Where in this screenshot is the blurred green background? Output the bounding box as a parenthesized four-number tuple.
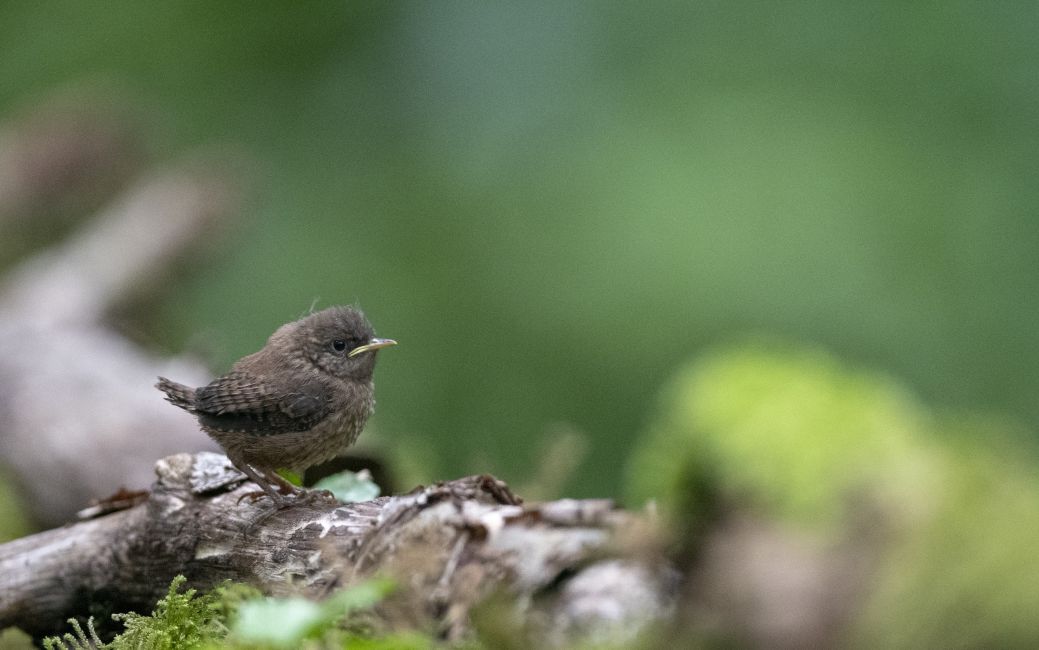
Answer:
(2, 1, 1037, 500)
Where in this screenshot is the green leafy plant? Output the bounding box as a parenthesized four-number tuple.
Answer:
(625, 340, 929, 530)
(42, 576, 260, 650)
(312, 469, 381, 503)
(275, 469, 303, 487)
(42, 618, 103, 650)
(231, 577, 394, 648)
(627, 340, 1039, 647)
(41, 575, 407, 650)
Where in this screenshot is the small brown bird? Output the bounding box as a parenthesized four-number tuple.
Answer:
(156, 306, 396, 507)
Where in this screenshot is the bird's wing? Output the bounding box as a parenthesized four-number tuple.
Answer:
(195, 370, 331, 435)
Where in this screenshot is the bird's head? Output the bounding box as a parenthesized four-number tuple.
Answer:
(292, 306, 396, 382)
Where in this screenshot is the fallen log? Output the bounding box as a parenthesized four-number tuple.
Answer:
(0, 452, 675, 643)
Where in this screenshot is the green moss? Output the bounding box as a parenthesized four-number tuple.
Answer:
(625, 340, 931, 531)
(40, 576, 431, 650)
(111, 577, 231, 648)
(856, 422, 1039, 648)
(627, 340, 1039, 646)
(43, 576, 257, 650)
(0, 627, 37, 649)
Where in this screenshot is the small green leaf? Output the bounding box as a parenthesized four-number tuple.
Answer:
(322, 577, 395, 616)
(234, 597, 324, 647)
(231, 579, 394, 647)
(312, 469, 380, 503)
(275, 469, 303, 487)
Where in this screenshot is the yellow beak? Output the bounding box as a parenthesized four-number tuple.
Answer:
(348, 338, 398, 357)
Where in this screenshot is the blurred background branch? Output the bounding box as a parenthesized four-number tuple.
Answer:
(0, 99, 243, 527)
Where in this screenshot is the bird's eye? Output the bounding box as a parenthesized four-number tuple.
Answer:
(332, 339, 347, 352)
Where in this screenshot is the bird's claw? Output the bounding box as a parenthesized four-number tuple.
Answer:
(297, 488, 340, 505)
(236, 489, 274, 505)
(235, 486, 337, 508)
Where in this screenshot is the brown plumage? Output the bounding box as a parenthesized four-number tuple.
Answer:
(156, 306, 395, 507)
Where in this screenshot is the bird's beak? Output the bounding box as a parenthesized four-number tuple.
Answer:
(348, 338, 397, 357)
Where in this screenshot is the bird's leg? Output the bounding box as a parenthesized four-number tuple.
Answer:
(262, 468, 307, 497)
(261, 469, 338, 504)
(297, 487, 340, 504)
(233, 462, 290, 507)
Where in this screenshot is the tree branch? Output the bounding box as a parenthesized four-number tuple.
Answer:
(0, 162, 241, 526)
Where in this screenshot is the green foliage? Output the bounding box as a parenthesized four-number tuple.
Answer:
(626, 340, 930, 529)
(231, 598, 319, 647)
(231, 577, 394, 648)
(628, 341, 1039, 646)
(40, 576, 423, 650)
(312, 469, 381, 503)
(42, 617, 103, 650)
(275, 469, 303, 487)
(0, 627, 35, 649)
(42, 576, 256, 650)
(109, 576, 228, 649)
(857, 422, 1039, 648)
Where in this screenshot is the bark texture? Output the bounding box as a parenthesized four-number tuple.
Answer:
(0, 453, 674, 643)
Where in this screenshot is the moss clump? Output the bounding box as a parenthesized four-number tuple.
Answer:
(625, 340, 931, 531)
(626, 340, 1039, 647)
(43, 576, 259, 650)
(856, 423, 1039, 648)
(39, 576, 431, 650)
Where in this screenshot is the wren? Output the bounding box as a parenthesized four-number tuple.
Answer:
(156, 306, 396, 507)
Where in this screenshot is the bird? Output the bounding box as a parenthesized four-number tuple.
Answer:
(155, 306, 396, 507)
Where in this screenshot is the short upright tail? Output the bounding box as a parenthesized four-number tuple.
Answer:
(156, 377, 198, 412)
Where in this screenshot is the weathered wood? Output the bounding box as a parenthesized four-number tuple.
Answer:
(0, 453, 673, 642)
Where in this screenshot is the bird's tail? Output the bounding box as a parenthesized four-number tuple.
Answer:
(155, 377, 198, 412)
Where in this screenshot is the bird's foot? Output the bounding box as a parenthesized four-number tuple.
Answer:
(265, 470, 310, 498)
(235, 486, 335, 509)
(236, 489, 292, 508)
(276, 482, 304, 496)
(278, 488, 339, 505)
(298, 488, 340, 505)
